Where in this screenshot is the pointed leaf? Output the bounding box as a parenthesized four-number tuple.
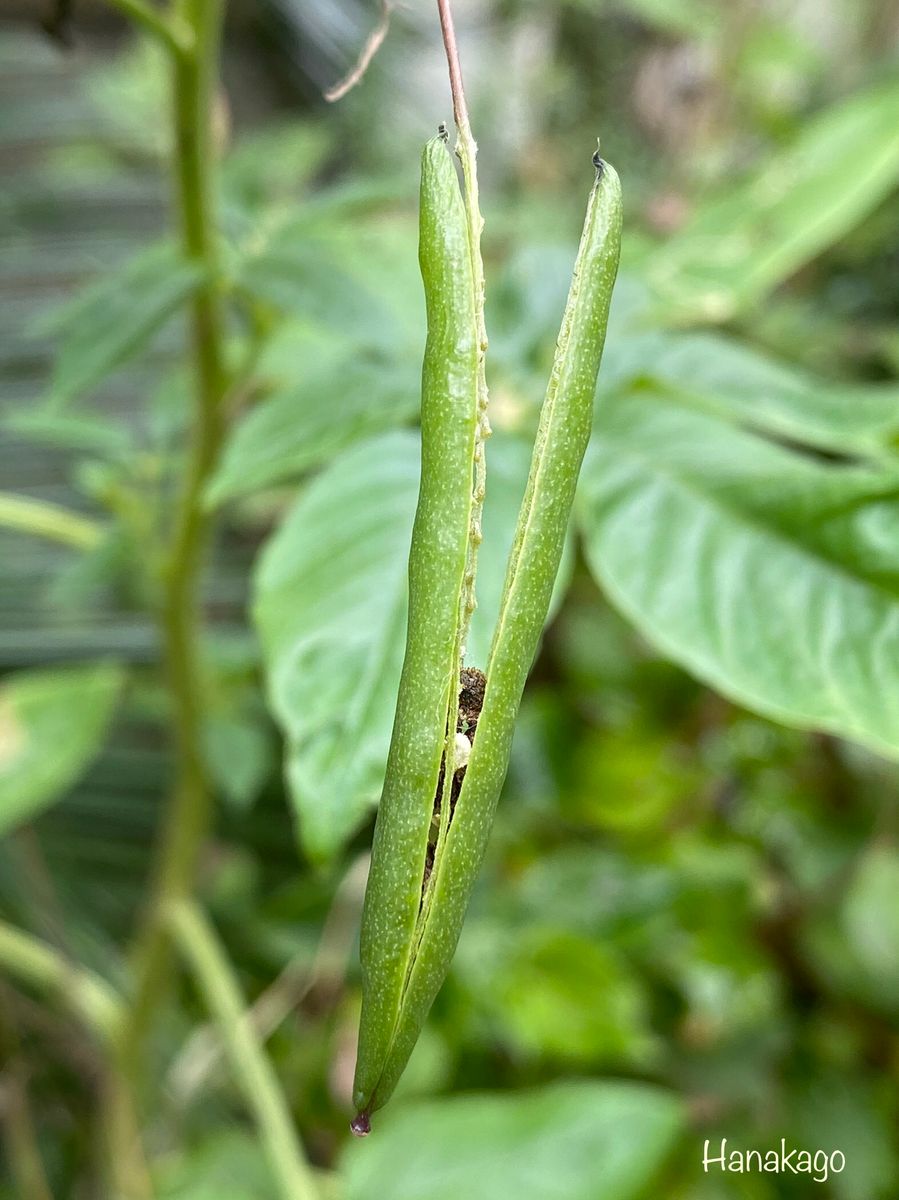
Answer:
(648, 78, 899, 321)
(207, 349, 419, 507)
(604, 329, 899, 459)
(45, 242, 204, 405)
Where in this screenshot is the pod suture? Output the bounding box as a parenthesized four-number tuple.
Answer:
(352, 143, 622, 1130)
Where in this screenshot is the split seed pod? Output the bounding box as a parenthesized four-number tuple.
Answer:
(352, 134, 479, 1130)
(352, 142, 622, 1130)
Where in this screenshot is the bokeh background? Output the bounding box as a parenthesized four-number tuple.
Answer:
(1, 0, 898, 1197)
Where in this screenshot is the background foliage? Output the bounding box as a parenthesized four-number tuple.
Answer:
(1, 0, 898, 1196)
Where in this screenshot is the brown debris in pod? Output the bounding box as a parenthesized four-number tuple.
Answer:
(420, 667, 487, 903)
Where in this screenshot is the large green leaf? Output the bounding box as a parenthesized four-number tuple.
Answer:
(252, 432, 420, 861)
(342, 1080, 684, 1200)
(45, 242, 204, 406)
(206, 347, 420, 507)
(648, 78, 899, 321)
(579, 389, 899, 757)
(252, 431, 566, 861)
(237, 216, 421, 353)
(0, 663, 124, 837)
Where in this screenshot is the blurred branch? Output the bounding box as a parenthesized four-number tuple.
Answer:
(169, 900, 320, 1200)
(0, 493, 103, 551)
(324, 0, 395, 102)
(0, 998, 54, 1200)
(168, 854, 368, 1106)
(0, 919, 122, 1043)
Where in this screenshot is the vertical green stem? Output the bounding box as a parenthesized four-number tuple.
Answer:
(109, 0, 229, 1181)
(169, 902, 319, 1200)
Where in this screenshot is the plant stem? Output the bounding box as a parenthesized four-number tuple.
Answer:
(436, 0, 490, 657)
(0, 919, 123, 1042)
(117, 0, 229, 1083)
(169, 901, 320, 1200)
(168, 853, 368, 1107)
(99, 7, 228, 1191)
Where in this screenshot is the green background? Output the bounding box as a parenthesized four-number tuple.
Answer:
(1, 1, 898, 1196)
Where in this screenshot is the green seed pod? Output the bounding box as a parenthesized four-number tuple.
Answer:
(352, 147, 622, 1131)
(351, 134, 479, 1131)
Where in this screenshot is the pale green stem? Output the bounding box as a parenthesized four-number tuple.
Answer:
(0, 493, 103, 550)
(169, 901, 320, 1200)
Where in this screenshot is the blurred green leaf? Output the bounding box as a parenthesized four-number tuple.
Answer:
(648, 77, 899, 321)
(222, 122, 332, 211)
(567, 724, 699, 834)
(842, 844, 899, 997)
(207, 348, 420, 507)
(788, 1071, 898, 1200)
(252, 430, 420, 861)
(253, 431, 567, 860)
(204, 708, 275, 813)
(237, 232, 399, 347)
(44, 242, 204, 406)
(499, 267, 899, 460)
(607, 330, 899, 458)
(3, 408, 131, 457)
(342, 1080, 684, 1200)
(494, 845, 678, 940)
(86, 35, 170, 160)
(459, 925, 657, 1065)
(579, 390, 899, 758)
(602, 0, 724, 40)
(155, 1131, 278, 1200)
(0, 663, 124, 837)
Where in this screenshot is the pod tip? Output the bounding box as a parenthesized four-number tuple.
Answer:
(350, 1112, 371, 1138)
(592, 138, 604, 174)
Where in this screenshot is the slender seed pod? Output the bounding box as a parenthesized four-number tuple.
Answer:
(351, 135, 479, 1132)
(352, 150, 622, 1128)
